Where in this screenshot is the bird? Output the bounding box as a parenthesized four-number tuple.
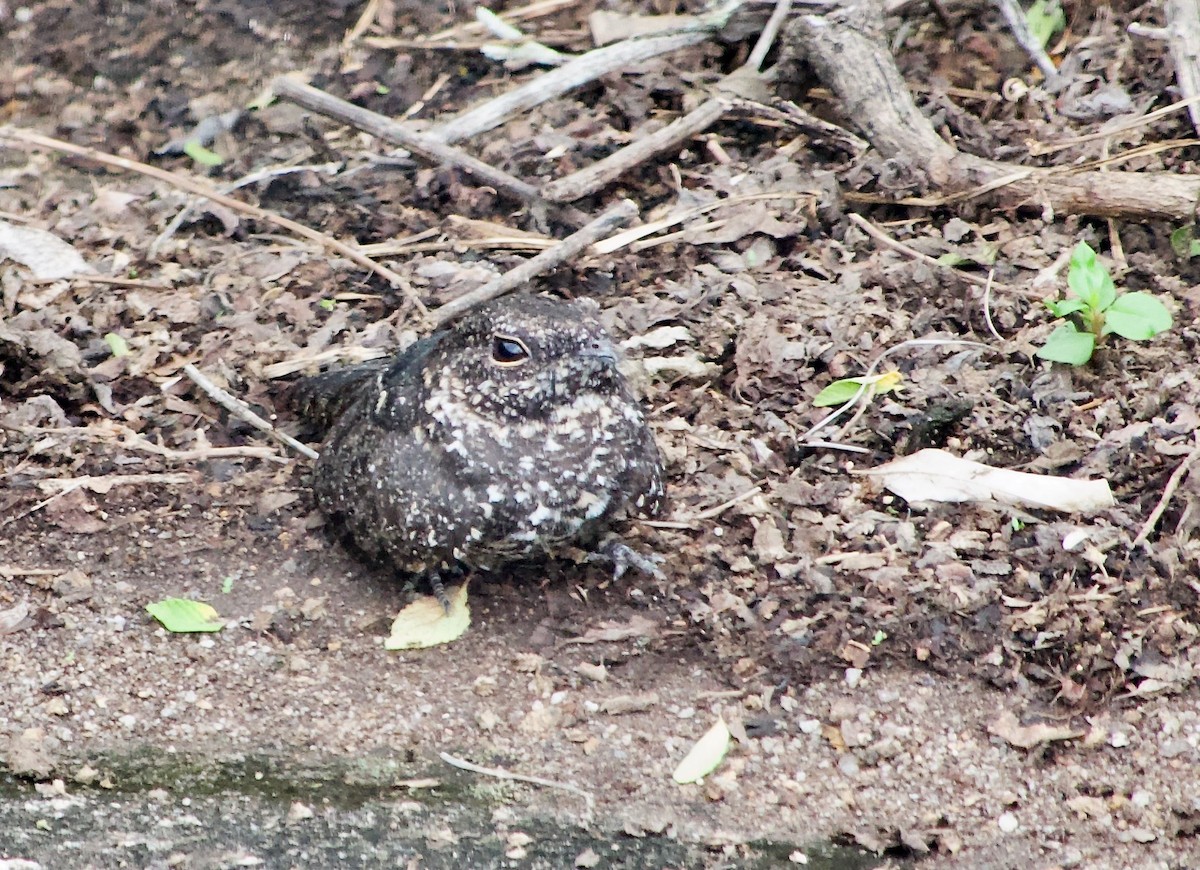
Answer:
(291, 294, 666, 600)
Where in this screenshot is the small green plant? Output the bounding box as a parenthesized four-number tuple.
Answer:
(1036, 241, 1172, 365)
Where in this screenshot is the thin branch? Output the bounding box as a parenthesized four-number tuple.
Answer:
(270, 76, 586, 228)
(845, 213, 1021, 293)
(791, 4, 1200, 221)
(642, 485, 764, 529)
(2, 474, 192, 529)
(1133, 435, 1200, 549)
(543, 1, 793, 204)
(182, 364, 319, 460)
(982, 268, 1003, 342)
(428, 199, 638, 327)
(543, 98, 730, 202)
(428, 31, 715, 144)
(992, 0, 1059, 81)
(1165, 0, 1200, 136)
(747, 0, 793, 71)
(1026, 95, 1200, 156)
(0, 126, 423, 311)
(152, 161, 343, 256)
(439, 751, 594, 808)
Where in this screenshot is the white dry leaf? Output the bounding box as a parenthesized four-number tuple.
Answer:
(0, 220, 94, 279)
(0, 600, 31, 634)
(864, 449, 1114, 514)
(640, 354, 719, 381)
(477, 7, 568, 69)
(588, 11, 705, 45)
(621, 326, 693, 351)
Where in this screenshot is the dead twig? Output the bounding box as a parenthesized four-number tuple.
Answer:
(790, 4, 1200, 221)
(746, 0, 793, 71)
(428, 30, 715, 144)
(992, 0, 1059, 82)
(594, 190, 818, 254)
(182, 364, 318, 461)
(845, 213, 1022, 294)
(420, 0, 580, 46)
(545, 0, 791, 202)
(1132, 435, 1200, 549)
(1164, 0, 1200, 137)
(1, 473, 193, 530)
(6, 422, 284, 464)
(0, 126, 423, 311)
(439, 751, 594, 808)
(427, 199, 638, 327)
(1025, 95, 1200, 156)
(642, 485, 764, 529)
(152, 161, 343, 256)
(270, 76, 587, 229)
(543, 98, 730, 202)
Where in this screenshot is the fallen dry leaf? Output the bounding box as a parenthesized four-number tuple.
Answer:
(864, 449, 1114, 513)
(987, 710, 1084, 748)
(567, 614, 658, 645)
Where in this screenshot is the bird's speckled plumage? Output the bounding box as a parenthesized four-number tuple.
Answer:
(298, 295, 665, 577)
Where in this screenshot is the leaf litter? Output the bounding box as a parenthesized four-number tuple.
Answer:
(1, 1, 1200, 864)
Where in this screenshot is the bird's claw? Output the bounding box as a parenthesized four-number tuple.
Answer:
(594, 541, 666, 581)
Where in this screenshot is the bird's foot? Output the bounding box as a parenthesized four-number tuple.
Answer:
(593, 540, 666, 581)
(428, 573, 452, 614)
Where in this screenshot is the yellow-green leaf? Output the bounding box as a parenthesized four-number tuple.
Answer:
(385, 584, 470, 650)
(104, 332, 130, 358)
(183, 140, 224, 167)
(812, 370, 903, 407)
(146, 598, 224, 633)
(672, 718, 731, 784)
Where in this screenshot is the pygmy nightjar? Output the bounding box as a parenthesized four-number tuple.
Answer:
(295, 295, 666, 588)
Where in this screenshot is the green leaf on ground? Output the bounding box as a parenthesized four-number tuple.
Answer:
(104, 332, 130, 358)
(146, 598, 224, 633)
(183, 140, 224, 167)
(812, 371, 903, 408)
(1170, 226, 1200, 260)
(1044, 298, 1087, 318)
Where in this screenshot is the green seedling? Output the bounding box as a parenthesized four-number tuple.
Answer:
(1037, 241, 1172, 365)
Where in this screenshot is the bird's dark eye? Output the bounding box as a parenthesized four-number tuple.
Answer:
(491, 334, 531, 366)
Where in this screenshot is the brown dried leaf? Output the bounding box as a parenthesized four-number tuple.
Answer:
(987, 710, 1084, 749)
(569, 614, 657, 645)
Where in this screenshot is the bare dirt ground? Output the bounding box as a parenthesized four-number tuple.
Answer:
(2, 1, 1199, 868)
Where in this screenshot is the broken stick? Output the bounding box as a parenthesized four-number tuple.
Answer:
(427, 199, 638, 327)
